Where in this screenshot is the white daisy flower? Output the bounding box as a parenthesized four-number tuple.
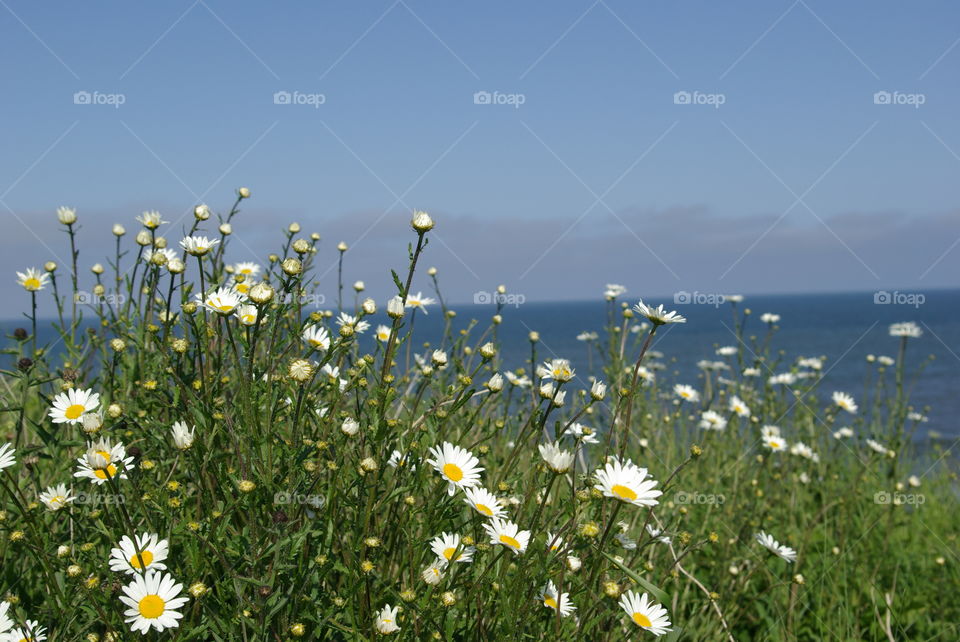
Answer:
(538, 441, 574, 473)
(594, 458, 662, 507)
(645, 524, 671, 545)
(564, 422, 599, 444)
(604, 284, 627, 299)
(762, 434, 787, 452)
(620, 590, 672, 635)
(463, 486, 507, 519)
(615, 532, 638, 550)
(833, 427, 854, 439)
(537, 358, 575, 382)
(755, 531, 797, 562)
(760, 312, 780, 324)
(235, 304, 259, 326)
(768, 373, 796, 386)
(48, 387, 101, 425)
(698, 410, 727, 431)
(110, 532, 169, 575)
(729, 395, 750, 418)
(742, 367, 761, 377)
(387, 450, 415, 470)
(0, 600, 11, 634)
(877, 355, 895, 366)
(789, 441, 817, 461)
(716, 346, 737, 356)
(865, 438, 889, 455)
(797, 357, 823, 370)
(634, 299, 686, 325)
(232, 261, 261, 277)
(143, 247, 177, 266)
(302, 324, 331, 350)
(74, 438, 135, 485)
(136, 210, 167, 229)
(421, 562, 445, 585)
(761, 425, 781, 439)
(16, 267, 50, 292)
(336, 312, 370, 334)
(405, 291, 435, 313)
(889, 322, 922, 338)
(832, 391, 858, 414)
(197, 286, 244, 315)
(375, 324, 391, 342)
(504, 371, 532, 388)
(426, 442, 483, 496)
(375, 604, 400, 635)
(482, 518, 530, 555)
(39, 483, 76, 511)
(119, 570, 188, 633)
(673, 384, 700, 403)
(0, 442, 15, 472)
(179, 235, 219, 256)
(430, 533, 474, 564)
(539, 580, 576, 617)
(5, 619, 47, 642)
(545, 531, 564, 552)
(170, 421, 196, 450)
(577, 331, 599, 341)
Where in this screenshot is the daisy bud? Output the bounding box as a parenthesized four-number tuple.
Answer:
(238, 186, 251, 198)
(360, 457, 378, 472)
(341, 417, 359, 436)
(292, 239, 311, 254)
(81, 412, 103, 434)
(793, 574, 805, 585)
(354, 280, 365, 292)
(112, 224, 126, 236)
(590, 380, 606, 401)
(107, 403, 122, 418)
(492, 314, 502, 325)
(486, 373, 504, 392)
(57, 206, 77, 225)
(194, 204, 211, 220)
(566, 556, 581, 572)
(528, 331, 539, 343)
(57, 545, 71, 557)
(431, 350, 448, 367)
(168, 258, 186, 274)
(337, 241, 348, 252)
(288, 359, 314, 382)
(479, 342, 496, 359)
(249, 283, 275, 304)
(387, 295, 405, 319)
(154, 236, 167, 249)
(441, 591, 457, 606)
(93, 284, 105, 297)
(135, 231, 152, 246)
(311, 233, 321, 241)
(171, 338, 188, 353)
(282, 258, 302, 275)
(238, 480, 256, 493)
(427, 266, 437, 276)
(411, 210, 434, 232)
(67, 564, 82, 577)
(496, 284, 506, 294)
(219, 223, 232, 235)
(288, 222, 301, 234)
(189, 582, 208, 598)
(362, 298, 376, 315)
(44, 261, 57, 272)
(289, 623, 305, 637)
(602, 581, 620, 598)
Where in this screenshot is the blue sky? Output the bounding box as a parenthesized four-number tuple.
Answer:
(2, 0, 958, 310)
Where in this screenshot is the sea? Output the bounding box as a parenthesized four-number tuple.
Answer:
(4, 290, 958, 440)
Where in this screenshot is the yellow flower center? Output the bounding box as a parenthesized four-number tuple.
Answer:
(240, 268, 252, 274)
(632, 612, 652, 628)
(129, 550, 154, 569)
(442, 547, 456, 560)
(24, 277, 41, 290)
(770, 440, 781, 449)
(443, 463, 463, 482)
(499, 534, 521, 549)
(65, 404, 86, 420)
(214, 303, 234, 312)
(138, 594, 165, 619)
(611, 484, 638, 501)
(242, 315, 256, 324)
(94, 464, 118, 480)
(544, 597, 558, 609)
(50, 495, 65, 506)
(475, 503, 493, 516)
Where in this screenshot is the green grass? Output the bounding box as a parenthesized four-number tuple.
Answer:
(0, 194, 957, 640)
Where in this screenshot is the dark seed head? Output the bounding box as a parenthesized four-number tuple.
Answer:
(13, 328, 28, 341)
(17, 358, 33, 371)
(272, 510, 289, 524)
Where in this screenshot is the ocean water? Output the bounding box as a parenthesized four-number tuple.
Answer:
(5, 290, 958, 438)
(407, 290, 960, 439)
